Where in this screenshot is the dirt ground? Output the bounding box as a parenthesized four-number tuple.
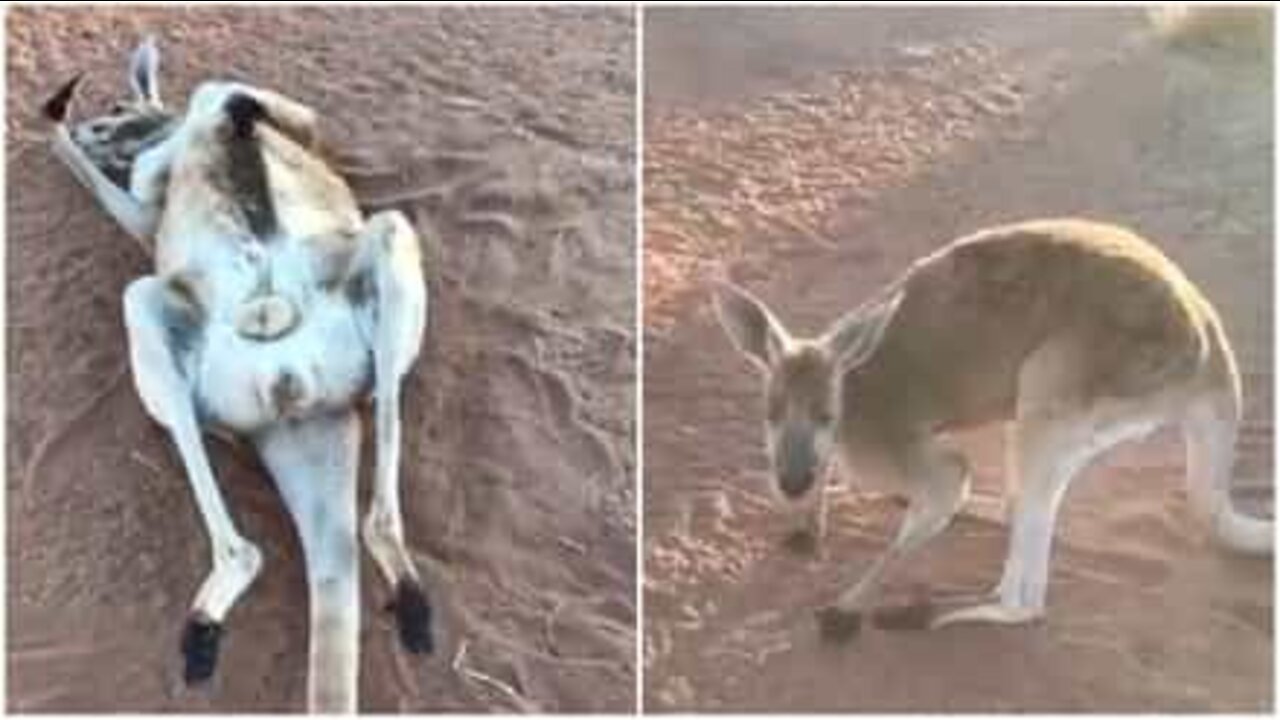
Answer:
(7, 6, 634, 712)
(644, 7, 1272, 712)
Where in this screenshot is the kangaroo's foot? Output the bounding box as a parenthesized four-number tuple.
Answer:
(390, 578, 434, 654)
(180, 616, 223, 685)
(931, 602, 1042, 627)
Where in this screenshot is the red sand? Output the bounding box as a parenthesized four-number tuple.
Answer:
(643, 7, 1272, 712)
(7, 6, 635, 712)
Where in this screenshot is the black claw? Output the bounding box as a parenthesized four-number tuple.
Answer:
(815, 605, 863, 643)
(393, 579, 434, 655)
(181, 618, 222, 685)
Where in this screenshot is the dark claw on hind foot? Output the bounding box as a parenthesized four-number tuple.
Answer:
(393, 579, 434, 655)
(815, 605, 862, 643)
(181, 618, 222, 685)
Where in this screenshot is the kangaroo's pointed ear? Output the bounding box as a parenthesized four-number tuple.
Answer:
(824, 288, 903, 372)
(129, 36, 162, 109)
(712, 281, 790, 371)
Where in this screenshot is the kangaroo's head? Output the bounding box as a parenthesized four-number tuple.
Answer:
(43, 37, 177, 186)
(713, 281, 902, 501)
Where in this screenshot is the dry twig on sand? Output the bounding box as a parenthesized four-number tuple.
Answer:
(451, 639, 540, 713)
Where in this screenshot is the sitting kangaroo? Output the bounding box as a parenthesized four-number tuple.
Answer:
(45, 38, 431, 711)
(713, 218, 1272, 640)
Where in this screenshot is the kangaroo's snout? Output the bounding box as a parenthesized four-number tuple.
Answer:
(779, 467, 816, 499)
(775, 426, 819, 499)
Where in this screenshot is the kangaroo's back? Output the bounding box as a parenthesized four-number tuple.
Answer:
(844, 219, 1220, 433)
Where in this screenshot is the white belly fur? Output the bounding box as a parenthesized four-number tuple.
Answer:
(192, 291, 373, 433)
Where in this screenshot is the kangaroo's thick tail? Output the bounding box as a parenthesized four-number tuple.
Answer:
(1182, 329, 1273, 555)
(222, 92, 277, 238)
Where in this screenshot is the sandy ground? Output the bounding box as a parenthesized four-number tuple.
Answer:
(7, 7, 634, 712)
(644, 7, 1272, 712)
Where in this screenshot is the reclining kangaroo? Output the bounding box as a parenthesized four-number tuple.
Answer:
(713, 218, 1272, 640)
(45, 38, 431, 711)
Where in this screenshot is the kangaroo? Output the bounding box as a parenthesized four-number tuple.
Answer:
(45, 38, 431, 711)
(713, 218, 1272, 641)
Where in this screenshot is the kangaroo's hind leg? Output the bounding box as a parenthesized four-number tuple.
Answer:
(255, 412, 362, 714)
(1183, 390, 1272, 553)
(932, 339, 1168, 627)
(346, 210, 432, 653)
(123, 277, 263, 683)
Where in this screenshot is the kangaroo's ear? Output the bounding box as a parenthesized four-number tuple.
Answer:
(129, 36, 162, 109)
(824, 288, 903, 372)
(712, 281, 790, 371)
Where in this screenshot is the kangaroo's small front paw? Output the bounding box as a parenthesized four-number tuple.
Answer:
(815, 605, 862, 643)
(871, 600, 936, 631)
(782, 528, 821, 555)
(392, 579, 434, 655)
(43, 73, 85, 123)
(180, 617, 222, 685)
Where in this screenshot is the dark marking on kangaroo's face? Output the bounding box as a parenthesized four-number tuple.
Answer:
(765, 344, 840, 499)
(713, 280, 902, 504)
(713, 282, 842, 502)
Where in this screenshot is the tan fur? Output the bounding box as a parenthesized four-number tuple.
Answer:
(716, 218, 1269, 634)
(842, 218, 1222, 453)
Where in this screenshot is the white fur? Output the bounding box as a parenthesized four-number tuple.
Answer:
(49, 41, 428, 712)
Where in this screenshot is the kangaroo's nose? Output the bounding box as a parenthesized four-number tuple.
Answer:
(776, 427, 818, 499)
(779, 469, 815, 499)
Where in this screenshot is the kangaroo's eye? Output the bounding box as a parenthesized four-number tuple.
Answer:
(109, 102, 127, 115)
